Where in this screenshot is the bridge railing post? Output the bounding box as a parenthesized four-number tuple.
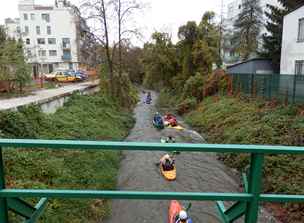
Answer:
(245, 153, 264, 223)
(0, 147, 8, 223)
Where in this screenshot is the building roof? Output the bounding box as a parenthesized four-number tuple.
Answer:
(227, 58, 272, 69)
(285, 4, 304, 16)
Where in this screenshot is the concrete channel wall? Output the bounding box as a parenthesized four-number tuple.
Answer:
(0, 81, 99, 114)
(40, 85, 99, 114)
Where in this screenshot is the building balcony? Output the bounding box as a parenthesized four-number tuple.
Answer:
(62, 55, 72, 61)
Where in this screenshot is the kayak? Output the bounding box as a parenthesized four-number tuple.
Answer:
(160, 163, 176, 181)
(161, 138, 167, 143)
(164, 114, 178, 127)
(167, 125, 185, 131)
(168, 200, 182, 223)
(168, 201, 193, 223)
(153, 116, 165, 129)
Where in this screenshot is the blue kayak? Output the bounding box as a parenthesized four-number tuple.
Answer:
(153, 115, 164, 129)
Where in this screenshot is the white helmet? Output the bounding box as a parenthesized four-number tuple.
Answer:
(179, 210, 188, 220)
(163, 154, 170, 160)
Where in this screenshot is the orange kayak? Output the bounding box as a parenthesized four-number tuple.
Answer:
(160, 163, 176, 181)
(168, 200, 182, 223)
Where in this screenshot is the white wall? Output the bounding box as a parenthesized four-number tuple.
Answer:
(5, 20, 20, 40)
(19, 7, 78, 65)
(281, 6, 304, 74)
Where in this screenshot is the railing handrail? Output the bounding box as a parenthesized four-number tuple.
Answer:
(0, 139, 304, 154)
(1, 189, 304, 203)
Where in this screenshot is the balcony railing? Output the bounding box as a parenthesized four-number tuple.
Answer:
(61, 54, 72, 61)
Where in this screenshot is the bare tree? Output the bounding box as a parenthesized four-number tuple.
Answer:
(112, 0, 142, 77)
(81, 0, 114, 94)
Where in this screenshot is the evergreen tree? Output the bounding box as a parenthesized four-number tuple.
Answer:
(261, 0, 304, 71)
(0, 28, 31, 92)
(233, 0, 263, 60)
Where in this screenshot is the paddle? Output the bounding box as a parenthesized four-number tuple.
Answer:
(185, 203, 192, 212)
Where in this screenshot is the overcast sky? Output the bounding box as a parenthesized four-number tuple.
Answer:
(0, 0, 234, 44)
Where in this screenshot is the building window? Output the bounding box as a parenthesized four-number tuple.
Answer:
(47, 26, 51, 35)
(62, 50, 72, 60)
(24, 26, 29, 35)
(37, 38, 45, 44)
(36, 26, 40, 35)
(295, 60, 304, 75)
(49, 50, 57, 56)
(48, 38, 56, 44)
(38, 50, 46, 57)
(17, 26, 21, 34)
(41, 14, 50, 22)
(30, 13, 35, 20)
(298, 18, 304, 42)
(26, 38, 30, 45)
(23, 13, 28, 20)
(62, 38, 70, 48)
(26, 50, 32, 58)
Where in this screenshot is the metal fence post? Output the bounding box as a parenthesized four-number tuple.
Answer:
(245, 153, 264, 223)
(268, 74, 272, 100)
(292, 75, 297, 104)
(0, 147, 8, 222)
(251, 74, 254, 97)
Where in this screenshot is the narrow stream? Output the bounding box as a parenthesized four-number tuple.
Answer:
(105, 90, 275, 223)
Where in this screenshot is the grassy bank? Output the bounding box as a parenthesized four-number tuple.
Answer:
(1, 93, 135, 222)
(183, 96, 304, 222)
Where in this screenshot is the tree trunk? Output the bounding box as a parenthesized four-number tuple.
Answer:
(101, 0, 114, 95)
(118, 0, 122, 78)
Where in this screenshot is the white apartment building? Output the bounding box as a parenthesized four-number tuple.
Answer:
(280, 5, 304, 74)
(223, 0, 280, 64)
(5, 0, 93, 78)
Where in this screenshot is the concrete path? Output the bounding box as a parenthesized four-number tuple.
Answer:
(0, 80, 99, 111)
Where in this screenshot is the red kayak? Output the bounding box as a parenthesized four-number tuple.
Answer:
(169, 201, 193, 223)
(164, 114, 178, 127)
(168, 200, 182, 223)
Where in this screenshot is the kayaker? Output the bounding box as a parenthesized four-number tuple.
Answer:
(175, 210, 188, 223)
(160, 154, 174, 171)
(154, 112, 162, 123)
(147, 92, 151, 99)
(166, 136, 175, 143)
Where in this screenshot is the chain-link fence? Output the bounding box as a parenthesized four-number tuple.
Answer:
(229, 73, 304, 104)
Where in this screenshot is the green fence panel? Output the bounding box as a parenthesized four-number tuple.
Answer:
(229, 73, 304, 104)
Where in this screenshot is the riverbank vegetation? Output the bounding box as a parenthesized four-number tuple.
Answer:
(1, 93, 135, 222)
(184, 96, 304, 222)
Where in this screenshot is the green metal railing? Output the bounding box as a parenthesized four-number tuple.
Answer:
(230, 73, 304, 104)
(0, 139, 304, 223)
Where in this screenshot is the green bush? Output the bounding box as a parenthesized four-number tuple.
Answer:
(177, 98, 197, 115)
(2, 93, 135, 223)
(182, 73, 204, 101)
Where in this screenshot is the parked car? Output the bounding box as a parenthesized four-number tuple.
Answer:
(55, 71, 76, 83)
(44, 70, 67, 81)
(75, 70, 88, 81)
